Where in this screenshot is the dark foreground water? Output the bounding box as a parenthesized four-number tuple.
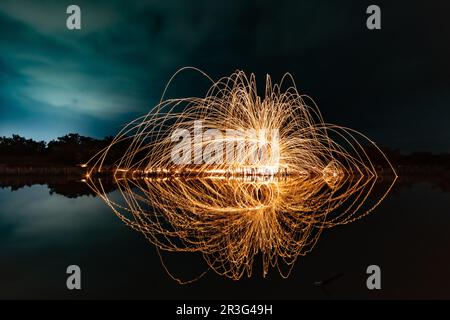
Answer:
(0, 175, 449, 299)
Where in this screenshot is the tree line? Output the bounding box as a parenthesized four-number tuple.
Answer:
(0, 134, 113, 165)
(1, 133, 450, 168)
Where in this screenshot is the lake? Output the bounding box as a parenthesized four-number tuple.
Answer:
(0, 174, 449, 299)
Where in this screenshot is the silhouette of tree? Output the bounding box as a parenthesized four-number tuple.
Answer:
(0, 134, 113, 165)
(1, 133, 450, 169)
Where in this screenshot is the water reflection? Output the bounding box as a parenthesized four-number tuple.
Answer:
(2, 173, 450, 299)
(0, 175, 115, 197)
(5, 172, 446, 197)
(84, 171, 395, 282)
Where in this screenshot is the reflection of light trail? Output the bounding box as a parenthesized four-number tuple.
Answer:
(85, 69, 397, 282)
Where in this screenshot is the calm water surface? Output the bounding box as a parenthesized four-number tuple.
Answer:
(0, 177, 449, 299)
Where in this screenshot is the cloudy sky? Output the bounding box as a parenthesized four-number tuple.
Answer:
(0, 0, 449, 152)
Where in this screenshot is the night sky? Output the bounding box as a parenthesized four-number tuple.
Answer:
(0, 0, 449, 152)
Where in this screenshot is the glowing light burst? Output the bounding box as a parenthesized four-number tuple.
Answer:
(85, 69, 397, 283)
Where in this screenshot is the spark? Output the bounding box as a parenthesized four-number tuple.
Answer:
(85, 69, 397, 282)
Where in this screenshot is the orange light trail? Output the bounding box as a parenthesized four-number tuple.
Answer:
(84, 68, 397, 283)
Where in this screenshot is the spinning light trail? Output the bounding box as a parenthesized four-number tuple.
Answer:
(85, 68, 397, 282)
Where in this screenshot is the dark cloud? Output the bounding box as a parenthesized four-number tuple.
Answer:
(0, 0, 449, 151)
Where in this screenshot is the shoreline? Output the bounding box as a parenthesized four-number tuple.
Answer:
(0, 164, 447, 177)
